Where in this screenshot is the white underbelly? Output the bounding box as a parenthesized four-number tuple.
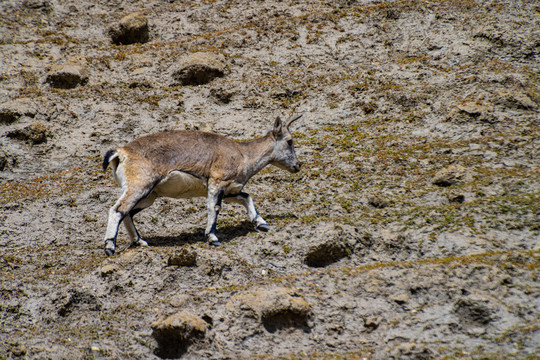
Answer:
(154, 171, 207, 198)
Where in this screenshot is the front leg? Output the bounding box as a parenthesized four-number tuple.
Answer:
(225, 192, 269, 232)
(205, 185, 224, 246)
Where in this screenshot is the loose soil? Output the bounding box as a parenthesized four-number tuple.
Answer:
(1, 0, 539, 359)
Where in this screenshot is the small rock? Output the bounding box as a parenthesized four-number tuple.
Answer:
(108, 12, 149, 45)
(385, 8, 400, 20)
(198, 248, 233, 276)
(168, 294, 191, 308)
(269, 87, 299, 100)
(305, 237, 351, 267)
(10, 343, 27, 357)
(454, 297, 493, 325)
(227, 287, 312, 332)
(100, 264, 119, 277)
(448, 193, 465, 203)
(58, 289, 102, 317)
(432, 164, 472, 187)
(210, 87, 234, 103)
(128, 78, 153, 89)
(363, 316, 381, 331)
(467, 326, 487, 336)
(171, 52, 225, 86)
(6, 121, 50, 144)
(496, 89, 537, 110)
(22, 0, 51, 12)
(368, 193, 390, 208)
(447, 101, 496, 123)
(168, 246, 197, 267)
(456, 101, 491, 116)
(151, 311, 207, 358)
(0, 98, 37, 124)
(389, 342, 433, 360)
(45, 57, 89, 89)
(391, 293, 409, 305)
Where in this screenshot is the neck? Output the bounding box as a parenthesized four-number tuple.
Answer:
(240, 133, 275, 180)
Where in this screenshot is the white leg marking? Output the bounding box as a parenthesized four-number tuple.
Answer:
(205, 184, 223, 245)
(123, 217, 148, 247)
(104, 203, 123, 241)
(225, 193, 269, 231)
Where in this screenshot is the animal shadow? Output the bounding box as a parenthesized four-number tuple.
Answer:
(146, 220, 256, 248)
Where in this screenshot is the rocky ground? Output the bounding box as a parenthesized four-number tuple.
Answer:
(1, 0, 539, 359)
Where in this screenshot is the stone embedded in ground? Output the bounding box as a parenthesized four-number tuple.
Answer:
(9, 342, 27, 357)
(385, 8, 400, 20)
(388, 342, 433, 360)
(453, 297, 494, 326)
(447, 100, 496, 124)
(171, 52, 225, 86)
(45, 57, 89, 89)
(151, 311, 207, 359)
(108, 12, 149, 45)
(22, 0, 52, 12)
(197, 248, 234, 276)
(391, 293, 410, 305)
(128, 78, 153, 89)
(432, 164, 472, 187)
(210, 87, 234, 103)
(269, 86, 299, 100)
(6, 121, 50, 144)
(305, 237, 352, 267)
(57, 290, 102, 317)
(168, 246, 197, 267)
(457, 101, 491, 116)
(448, 193, 465, 203)
(368, 193, 390, 208)
(100, 264, 119, 277)
(496, 89, 537, 110)
(0, 98, 37, 124)
(227, 287, 311, 333)
(168, 294, 191, 308)
(363, 316, 381, 332)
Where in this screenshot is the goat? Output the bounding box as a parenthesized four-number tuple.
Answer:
(101, 114, 302, 256)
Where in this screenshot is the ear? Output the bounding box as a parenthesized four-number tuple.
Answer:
(272, 116, 283, 138)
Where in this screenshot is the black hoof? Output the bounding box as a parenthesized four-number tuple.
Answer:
(209, 240, 221, 246)
(105, 248, 115, 256)
(257, 223, 270, 232)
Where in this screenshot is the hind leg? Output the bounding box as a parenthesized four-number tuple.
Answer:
(104, 186, 156, 256)
(123, 192, 157, 247)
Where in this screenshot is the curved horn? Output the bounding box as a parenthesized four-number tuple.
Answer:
(285, 114, 303, 128)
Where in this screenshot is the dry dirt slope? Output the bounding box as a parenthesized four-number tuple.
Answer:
(0, 0, 539, 359)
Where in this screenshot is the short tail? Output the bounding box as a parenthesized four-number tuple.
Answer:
(102, 149, 118, 171)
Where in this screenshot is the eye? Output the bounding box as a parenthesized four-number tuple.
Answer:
(287, 139, 293, 146)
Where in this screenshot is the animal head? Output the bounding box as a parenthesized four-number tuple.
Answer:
(270, 114, 302, 173)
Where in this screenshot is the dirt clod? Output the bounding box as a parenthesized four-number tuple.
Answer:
(171, 52, 225, 86)
(108, 12, 149, 45)
(432, 164, 472, 187)
(227, 287, 312, 332)
(6, 121, 50, 144)
(168, 246, 197, 267)
(45, 58, 89, 89)
(305, 238, 351, 267)
(1, 0, 539, 358)
(151, 311, 207, 358)
(0, 99, 37, 124)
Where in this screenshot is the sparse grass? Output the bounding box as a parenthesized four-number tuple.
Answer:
(0, 161, 109, 204)
(1, 1, 539, 358)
